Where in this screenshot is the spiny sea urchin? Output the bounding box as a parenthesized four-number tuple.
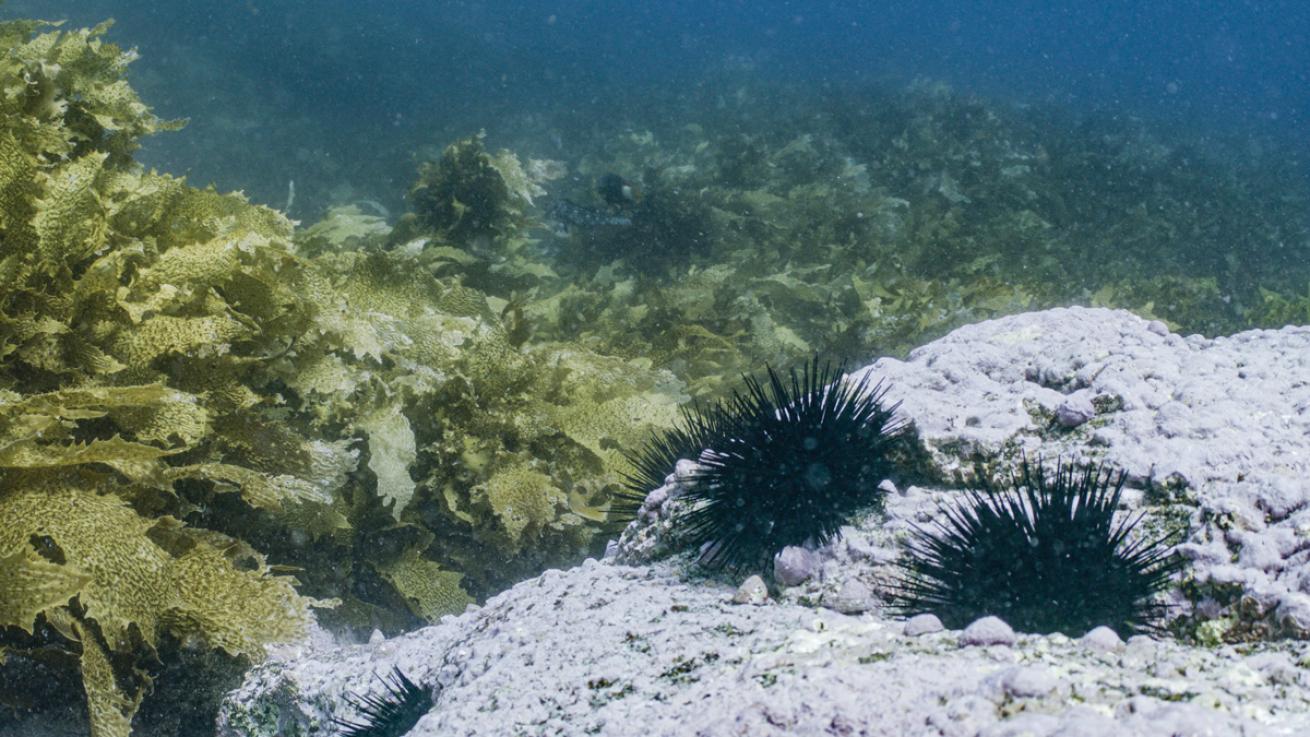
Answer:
(624, 357, 905, 573)
(612, 394, 728, 518)
(333, 667, 434, 737)
(893, 458, 1184, 638)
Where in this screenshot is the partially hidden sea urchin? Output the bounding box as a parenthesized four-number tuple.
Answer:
(334, 667, 434, 737)
(894, 459, 1184, 638)
(627, 358, 904, 573)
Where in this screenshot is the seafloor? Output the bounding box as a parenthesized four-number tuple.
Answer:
(1, 18, 1309, 737)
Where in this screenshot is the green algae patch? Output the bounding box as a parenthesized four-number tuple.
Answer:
(390, 84, 1307, 402)
(0, 19, 331, 736)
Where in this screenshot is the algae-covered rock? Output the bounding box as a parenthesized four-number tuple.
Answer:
(398, 131, 542, 249)
(216, 557, 1310, 737)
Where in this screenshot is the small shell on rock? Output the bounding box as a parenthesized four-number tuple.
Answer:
(960, 616, 1016, 647)
(732, 575, 770, 605)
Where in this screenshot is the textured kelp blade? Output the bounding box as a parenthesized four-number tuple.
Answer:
(0, 475, 313, 737)
(0, 384, 193, 422)
(359, 402, 418, 519)
(0, 544, 90, 633)
(375, 550, 474, 622)
(0, 385, 201, 478)
(72, 617, 141, 737)
(166, 462, 333, 511)
(0, 434, 177, 469)
(0, 480, 312, 654)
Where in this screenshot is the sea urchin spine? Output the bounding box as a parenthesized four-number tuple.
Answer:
(333, 667, 434, 737)
(893, 458, 1184, 638)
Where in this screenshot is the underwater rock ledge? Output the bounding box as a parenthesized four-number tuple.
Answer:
(219, 307, 1310, 736)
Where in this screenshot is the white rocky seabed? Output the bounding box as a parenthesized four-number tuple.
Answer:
(218, 307, 1310, 736)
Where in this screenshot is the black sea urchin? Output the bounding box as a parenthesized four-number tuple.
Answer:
(640, 358, 904, 573)
(334, 667, 434, 737)
(893, 458, 1184, 638)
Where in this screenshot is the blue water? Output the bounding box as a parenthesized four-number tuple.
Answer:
(9, 1, 1309, 211)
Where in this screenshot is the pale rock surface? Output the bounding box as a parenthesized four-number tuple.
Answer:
(731, 574, 769, 605)
(771, 545, 819, 586)
(218, 559, 1310, 737)
(904, 612, 944, 636)
(1079, 625, 1126, 653)
(961, 616, 1018, 646)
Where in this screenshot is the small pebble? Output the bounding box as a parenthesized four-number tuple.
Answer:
(979, 713, 1059, 737)
(1000, 666, 1059, 698)
(1146, 319, 1170, 336)
(732, 575, 769, 605)
(1051, 707, 1121, 737)
(773, 546, 819, 587)
(961, 616, 1016, 647)
(878, 479, 900, 496)
(673, 459, 700, 480)
(1248, 652, 1299, 685)
(903, 613, 944, 636)
(644, 485, 669, 508)
(1079, 625, 1125, 653)
(1056, 394, 1096, 428)
(1125, 634, 1157, 649)
(825, 578, 877, 614)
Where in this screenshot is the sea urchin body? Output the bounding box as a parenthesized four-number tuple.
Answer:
(659, 358, 904, 573)
(893, 458, 1183, 638)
